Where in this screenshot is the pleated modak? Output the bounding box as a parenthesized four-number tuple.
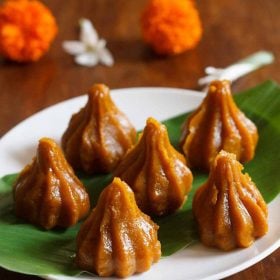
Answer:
(13, 138, 90, 230)
(180, 80, 258, 171)
(193, 150, 268, 251)
(62, 84, 136, 174)
(114, 117, 193, 216)
(76, 177, 161, 278)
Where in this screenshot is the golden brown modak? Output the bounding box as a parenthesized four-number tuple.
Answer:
(114, 117, 193, 216)
(62, 84, 136, 174)
(193, 150, 268, 251)
(180, 80, 258, 171)
(76, 177, 161, 278)
(13, 138, 90, 230)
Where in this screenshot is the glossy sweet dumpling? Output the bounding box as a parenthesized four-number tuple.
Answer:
(13, 138, 90, 230)
(76, 177, 161, 278)
(114, 117, 193, 216)
(62, 84, 136, 174)
(180, 80, 258, 171)
(193, 150, 268, 251)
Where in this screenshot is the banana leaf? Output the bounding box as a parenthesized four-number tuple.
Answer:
(0, 80, 280, 277)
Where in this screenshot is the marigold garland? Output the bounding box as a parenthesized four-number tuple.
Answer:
(0, 0, 58, 62)
(141, 0, 202, 55)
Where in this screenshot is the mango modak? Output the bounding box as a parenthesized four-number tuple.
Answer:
(62, 84, 136, 174)
(114, 117, 193, 216)
(76, 177, 161, 278)
(193, 150, 268, 251)
(13, 138, 90, 230)
(180, 80, 258, 171)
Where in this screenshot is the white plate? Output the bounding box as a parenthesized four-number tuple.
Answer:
(0, 87, 279, 280)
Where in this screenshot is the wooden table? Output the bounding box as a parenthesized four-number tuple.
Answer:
(0, 0, 279, 279)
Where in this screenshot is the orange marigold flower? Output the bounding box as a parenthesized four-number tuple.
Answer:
(0, 0, 58, 62)
(141, 0, 202, 55)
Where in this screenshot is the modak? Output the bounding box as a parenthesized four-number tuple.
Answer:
(180, 80, 258, 171)
(13, 138, 90, 230)
(114, 117, 193, 216)
(76, 177, 161, 278)
(193, 150, 268, 251)
(62, 84, 136, 174)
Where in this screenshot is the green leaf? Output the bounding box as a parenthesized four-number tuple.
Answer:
(0, 174, 17, 216)
(0, 80, 280, 276)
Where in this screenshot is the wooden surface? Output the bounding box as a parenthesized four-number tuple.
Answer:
(0, 0, 279, 279)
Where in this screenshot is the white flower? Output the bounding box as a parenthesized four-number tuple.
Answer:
(198, 51, 274, 87)
(63, 18, 114, 67)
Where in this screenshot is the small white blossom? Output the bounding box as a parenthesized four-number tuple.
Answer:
(198, 51, 274, 87)
(63, 18, 114, 67)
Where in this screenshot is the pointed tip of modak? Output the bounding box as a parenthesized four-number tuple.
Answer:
(216, 149, 237, 161)
(88, 83, 110, 97)
(104, 177, 136, 202)
(146, 117, 160, 126)
(213, 150, 242, 170)
(140, 118, 168, 142)
(145, 117, 166, 133)
(110, 177, 133, 194)
(37, 138, 62, 163)
(210, 150, 244, 181)
(38, 137, 57, 147)
(208, 80, 232, 95)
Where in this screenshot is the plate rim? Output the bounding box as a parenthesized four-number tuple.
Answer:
(0, 86, 204, 141)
